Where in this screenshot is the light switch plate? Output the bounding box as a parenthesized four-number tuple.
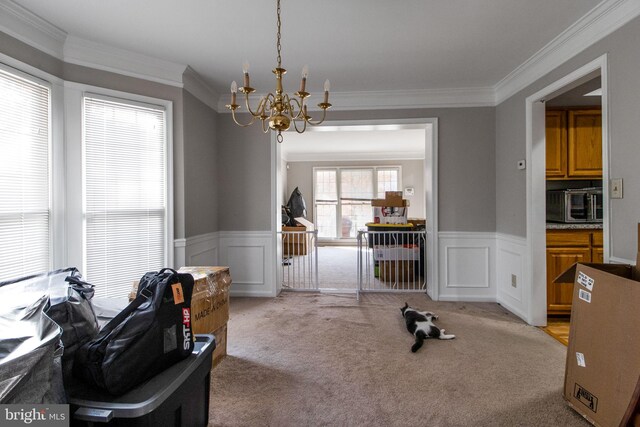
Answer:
(611, 178, 623, 199)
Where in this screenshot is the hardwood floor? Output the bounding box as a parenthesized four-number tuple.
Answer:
(541, 317, 570, 346)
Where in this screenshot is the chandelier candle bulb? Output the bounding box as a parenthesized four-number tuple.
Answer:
(242, 62, 250, 87)
(323, 79, 330, 103)
(230, 81, 237, 105)
(300, 65, 308, 92)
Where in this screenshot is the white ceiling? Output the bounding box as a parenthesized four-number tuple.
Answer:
(9, 0, 604, 107)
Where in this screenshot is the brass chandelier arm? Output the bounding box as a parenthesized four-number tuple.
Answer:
(305, 106, 330, 126)
(230, 109, 259, 127)
(244, 92, 269, 117)
(292, 116, 308, 134)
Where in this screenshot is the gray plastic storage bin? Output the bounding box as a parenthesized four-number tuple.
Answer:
(67, 334, 215, 426)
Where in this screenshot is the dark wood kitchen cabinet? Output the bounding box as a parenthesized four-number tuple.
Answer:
(546, 229, 603, 315)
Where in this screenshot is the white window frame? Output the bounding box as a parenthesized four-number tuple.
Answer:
(0, 55, 174, 294)
(64, 82, 174, 293)
(0, 61, 58, 281)
(313, 165, 402, 242)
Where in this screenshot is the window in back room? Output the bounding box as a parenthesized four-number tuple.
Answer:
(0, 66, 51, 282)
(313, 166, 400, 240)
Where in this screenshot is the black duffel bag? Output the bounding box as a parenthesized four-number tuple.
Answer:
(74, 268, 195, 395)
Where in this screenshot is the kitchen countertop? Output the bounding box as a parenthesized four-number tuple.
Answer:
(546, 223, 603, 230)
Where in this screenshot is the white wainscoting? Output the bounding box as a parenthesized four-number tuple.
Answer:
(174, 232, 220, 268)
(438, 232, 496, 302)
(175, 230, 276, 297)
(218, 231, 276, 297)
(496, 233, 528, 322)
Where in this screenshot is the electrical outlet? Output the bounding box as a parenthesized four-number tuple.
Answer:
(511, 274, 517, 288)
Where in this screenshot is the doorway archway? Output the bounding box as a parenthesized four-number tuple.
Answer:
(525, 54, 610, 325)
(270, 118, 439, 299)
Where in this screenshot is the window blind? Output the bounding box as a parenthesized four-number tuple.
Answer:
(0, 67, 50, 282)
(83, 96, 167, 297)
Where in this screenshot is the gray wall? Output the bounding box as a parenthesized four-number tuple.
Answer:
(216, 116, 272, 231)
(496, 15, 640, 259)
(183, 90, 218, 237)
(216, 107, 496, 232)
(285, 159, 425, 223)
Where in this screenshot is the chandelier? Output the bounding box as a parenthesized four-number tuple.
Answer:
(225, 0, 331, 143)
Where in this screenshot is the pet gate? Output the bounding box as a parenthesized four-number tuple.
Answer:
(356, 229, 427, 300)
(279, 229, 319, 291)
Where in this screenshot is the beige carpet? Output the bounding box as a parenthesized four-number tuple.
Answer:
(209, 292, 588, 426)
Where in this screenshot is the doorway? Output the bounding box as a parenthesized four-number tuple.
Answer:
(271, 118, 439, 298)
(525, 54, 610, 327)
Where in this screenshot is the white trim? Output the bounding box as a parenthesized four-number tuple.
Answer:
(437, 232, 496, 301)
(182, 66, 220, 111)
(286, 151, 424, 162)
(609, 256, 635, 265)
(495, 0, 640, 104)
(496, 233, 528, 322)
(271, 118, 438, 300)
(63, 36, 187, 88)
(218, 231, 276, 297)
(0, 0, 67, 58)
(524, 54, 610, 327)
(174, 231, 220, 268)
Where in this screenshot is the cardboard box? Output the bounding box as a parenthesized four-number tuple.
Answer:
(212, 324, 227, 368)
(371, 199, 408, 207)
(282, 225, 307, 256)
(373, 245, 420, 261)
(373, 206, 407, 224)
(180, 267, 231, 369)
(379, 260, 416, 282)
(555, 224, 640, 426)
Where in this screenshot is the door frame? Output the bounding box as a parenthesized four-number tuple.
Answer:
(271, 117, 439, 299)
(525, 54, 610, 326)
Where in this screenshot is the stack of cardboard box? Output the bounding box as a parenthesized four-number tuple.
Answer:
(371, 191, 409, 224)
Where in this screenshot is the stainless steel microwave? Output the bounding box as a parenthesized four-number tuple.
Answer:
(546, 188, 603, 223)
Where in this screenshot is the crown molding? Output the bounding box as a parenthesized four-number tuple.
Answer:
(3, 0, 640, 110)
(0, 0, 67, 58)
(63, 35, 187, 87)
(494, 0, 640, 104)
(182, 66, 220, 111)
(217, 86, 495, 113)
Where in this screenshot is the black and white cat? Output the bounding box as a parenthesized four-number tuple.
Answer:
(400, 303, 455, 352)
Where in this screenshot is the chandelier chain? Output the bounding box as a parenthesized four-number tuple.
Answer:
(276, 0, 282, 68)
